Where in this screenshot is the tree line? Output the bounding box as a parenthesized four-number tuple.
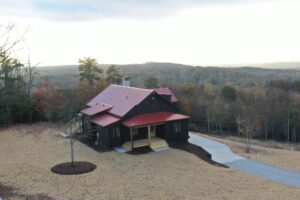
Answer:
(172, 81, 300, 145)
(0, 54, 122, 125)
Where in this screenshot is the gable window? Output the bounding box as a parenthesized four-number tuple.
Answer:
(173, 121, 181, 133)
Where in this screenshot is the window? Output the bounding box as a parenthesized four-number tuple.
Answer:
(115, 127, 120, 138)
(111, 127, 121, 138)
(174, 121, 181, 133)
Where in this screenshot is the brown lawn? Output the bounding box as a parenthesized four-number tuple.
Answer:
(0, 124, 300, 200)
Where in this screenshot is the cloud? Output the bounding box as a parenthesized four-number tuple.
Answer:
(0, 0, 290, 21)
(1, 0, 300, 66)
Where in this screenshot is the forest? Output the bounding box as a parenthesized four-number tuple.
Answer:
(2, 25, 300, 145)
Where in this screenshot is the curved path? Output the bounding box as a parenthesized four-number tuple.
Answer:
(188, 132, 300, 189)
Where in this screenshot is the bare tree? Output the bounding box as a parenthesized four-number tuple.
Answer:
(236, 87, 264, 153)
(236, 115, 260, 153)
(24, 55, 39, 124)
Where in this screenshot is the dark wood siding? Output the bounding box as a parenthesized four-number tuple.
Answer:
(165, 119, 189, 142)
(121, 125, 130, 142)
(123, 92, 178, 121)
(107, 125, 123, 147)
(134, 127, 148, 140)
(98, 126, 109, 147)
(181, 119, 189, 140)
(156, 124, 165, 139)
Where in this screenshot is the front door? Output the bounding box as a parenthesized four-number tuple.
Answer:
(149, 125, 156, 137)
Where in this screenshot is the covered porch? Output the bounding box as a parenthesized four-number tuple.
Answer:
(121, 124, 168, 151)
(122, 136, 169, 152)
(121, 112, 190, 151)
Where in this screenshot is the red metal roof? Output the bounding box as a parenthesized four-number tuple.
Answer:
(153, 87, 178, 103)
(80, 104, 112, 116)
(122, 112, 189, 128)
(87, 85, 153, 117)
(91, 114, 120, 127)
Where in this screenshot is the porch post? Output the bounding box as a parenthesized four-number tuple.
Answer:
(81, 116, 84, 134)
(130, 128, 133, 150)
(148, 126, 151, 145)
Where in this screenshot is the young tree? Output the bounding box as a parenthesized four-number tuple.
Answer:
(106, 64, 122, 84)
(236, 109, 261, 153)
(237, 87, 264, 152)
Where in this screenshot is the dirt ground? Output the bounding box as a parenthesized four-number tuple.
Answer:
(198, 133, 300, 173)
(1, 124, 300, 200)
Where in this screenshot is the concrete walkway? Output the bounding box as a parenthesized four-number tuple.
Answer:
(188, 133, 245, 164)
(188, 132, 300, 189)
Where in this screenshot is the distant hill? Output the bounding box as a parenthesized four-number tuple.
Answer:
(221, 62, 300, 69)
(253, 62, 300, 69)
(36, 62, 300, 89)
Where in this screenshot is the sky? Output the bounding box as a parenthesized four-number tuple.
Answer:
(0, 0, 300, 66)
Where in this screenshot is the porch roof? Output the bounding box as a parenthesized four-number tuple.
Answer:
(91, 114, 120, 127)
(122, 112, 190, 128)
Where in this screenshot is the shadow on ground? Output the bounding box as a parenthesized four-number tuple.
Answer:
(75, 134, 112, 153)
(0, 182, 53, 200)
(169, 141, 228, 168)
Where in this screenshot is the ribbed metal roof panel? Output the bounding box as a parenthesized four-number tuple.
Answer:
(87, 85, 153, 117)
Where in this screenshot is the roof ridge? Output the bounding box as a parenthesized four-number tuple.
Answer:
(111, 84, 153, 92)
(153, 87, 170, 89)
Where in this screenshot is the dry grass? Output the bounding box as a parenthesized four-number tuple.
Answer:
(198, 133, 300, 173)
(0, 124, 300, 200)
(204, 133, 300, 151)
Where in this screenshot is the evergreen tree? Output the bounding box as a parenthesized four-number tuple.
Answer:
(0, 51, 24, 125)
(78, 57, 103, 88)
(144, 77, 159, 88)
(106, 65, 122, 84)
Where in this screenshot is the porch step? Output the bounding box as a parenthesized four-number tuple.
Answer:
(119, 137, 170, 153)
(150, 137, 170, 152)
(152, 146, 171, 152)
(121, 139, 150, 151)
(121, 142, 132, 152)
(114, 146, 128, 153)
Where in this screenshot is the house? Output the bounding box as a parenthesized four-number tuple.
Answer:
(80, 82, 190, 150)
